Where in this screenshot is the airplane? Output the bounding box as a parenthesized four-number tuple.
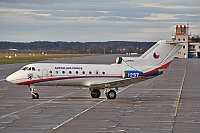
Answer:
(6, 40, 183, 99)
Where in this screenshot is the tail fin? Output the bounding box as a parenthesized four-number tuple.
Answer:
(116, 40, 183, 68)
(140, 40, 183, 68)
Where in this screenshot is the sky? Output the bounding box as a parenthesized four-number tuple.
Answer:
(0, 0, 200, 42)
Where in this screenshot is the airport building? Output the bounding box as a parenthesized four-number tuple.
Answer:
(172, 24, 200, 58)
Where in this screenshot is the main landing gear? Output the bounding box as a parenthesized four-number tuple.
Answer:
(90, 89, 101, 98)
(29, 85, 39, 99)
(90, 88, 117, 99)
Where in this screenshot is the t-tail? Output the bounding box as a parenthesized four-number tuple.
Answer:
(116, 40, 183, 69)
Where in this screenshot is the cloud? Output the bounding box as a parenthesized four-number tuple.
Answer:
(137, 13, 179, 21)
(0, 8, 51, 17)
(142, 3, 197, 10)
(97, 11, 111, 14)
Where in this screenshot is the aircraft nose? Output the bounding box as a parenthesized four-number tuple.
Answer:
(6, 73, 16, 84)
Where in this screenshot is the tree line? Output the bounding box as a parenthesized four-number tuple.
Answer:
(0, 41, 155, 54)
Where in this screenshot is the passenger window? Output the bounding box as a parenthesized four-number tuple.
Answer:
(32, 67, 36, 71)
(89, 71, 92, 74)
(28, 67, 31, 71)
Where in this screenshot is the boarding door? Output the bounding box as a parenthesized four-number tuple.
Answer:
(42, 69, 48, 79)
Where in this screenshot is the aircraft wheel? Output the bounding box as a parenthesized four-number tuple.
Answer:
(106, 90, 116, 99)
(32, 93, 39, 99)
(91, 89, 101, 98)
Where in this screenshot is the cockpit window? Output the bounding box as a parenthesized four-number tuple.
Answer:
(21, 67, 36, 71)
(21, 67, 28, 71)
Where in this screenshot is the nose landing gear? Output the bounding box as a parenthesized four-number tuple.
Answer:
(29, 85, 39, 99)
(32, 92, 39, 99)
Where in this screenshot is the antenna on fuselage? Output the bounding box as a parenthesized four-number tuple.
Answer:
(121, 58, 139, 71)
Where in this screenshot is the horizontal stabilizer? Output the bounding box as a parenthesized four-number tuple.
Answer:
(166, 41, 185, 45)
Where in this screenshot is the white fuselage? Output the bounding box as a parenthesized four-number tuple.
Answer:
(6, 63, 156, 88)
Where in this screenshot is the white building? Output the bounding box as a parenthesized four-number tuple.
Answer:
(172, 24, 200, 58)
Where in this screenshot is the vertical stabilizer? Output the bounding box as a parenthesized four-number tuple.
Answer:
(116, 40, 183, 69)
(140, 40, 182, 68)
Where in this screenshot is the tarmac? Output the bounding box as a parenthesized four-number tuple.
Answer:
(0, 54, 200, 133)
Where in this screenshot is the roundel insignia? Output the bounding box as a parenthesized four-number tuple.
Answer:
(153, 52, 160, 59)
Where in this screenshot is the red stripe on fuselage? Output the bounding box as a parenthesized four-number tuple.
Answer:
(17, 75, 122, 85)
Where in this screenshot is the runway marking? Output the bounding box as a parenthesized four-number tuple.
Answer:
(172, 60, 188, 133)
(173, 61, 188, 117)
(0, 90, 82, 119)
(49, 84, 134, 132)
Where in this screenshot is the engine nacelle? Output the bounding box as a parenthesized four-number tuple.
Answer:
(122, 70, 143, 78)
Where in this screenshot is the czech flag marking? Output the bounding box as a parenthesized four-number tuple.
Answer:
(153, 52, 160, 59)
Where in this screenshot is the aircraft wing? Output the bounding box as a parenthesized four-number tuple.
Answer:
(88, 77, 148, 89)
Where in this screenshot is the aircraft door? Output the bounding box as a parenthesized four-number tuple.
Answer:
(42, 69, 48, 79)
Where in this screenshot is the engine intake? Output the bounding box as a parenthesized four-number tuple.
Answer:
(116, 57, 123, 64)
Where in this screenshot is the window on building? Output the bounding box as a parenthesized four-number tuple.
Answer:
(76, 71, 78, 74)
(199, 46, 200, 49)
(178, 39, 180, 41)
(183, 38, 185, 41)
(89, 71, 92, 74)
(82, 71, 85, 74)
(55, 71, 58, 74)
(183, 46, 185, 49)
(69, 71, 72, 74)
(102, 72, 105, 74)
(62, 71, 65, 74)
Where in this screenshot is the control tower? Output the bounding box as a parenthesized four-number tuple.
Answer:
(173, 24, 189, 58)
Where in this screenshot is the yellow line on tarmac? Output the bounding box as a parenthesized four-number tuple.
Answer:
(173, 60, 188, 117)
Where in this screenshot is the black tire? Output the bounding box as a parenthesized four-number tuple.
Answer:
(32, 93, 39, 99)
(106, 90, 116, 99)
(91, 89, 101, 98)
